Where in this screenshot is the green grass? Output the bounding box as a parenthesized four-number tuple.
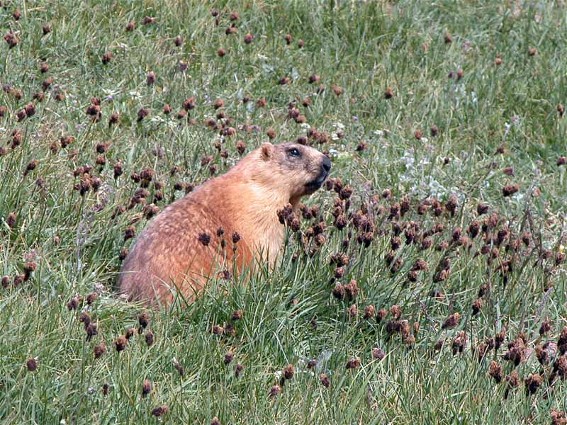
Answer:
(1, 0, 567, 423)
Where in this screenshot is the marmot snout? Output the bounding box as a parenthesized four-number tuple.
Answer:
(119, 142, 330, 305)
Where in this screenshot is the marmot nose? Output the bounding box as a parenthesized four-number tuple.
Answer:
(322, 156, 331, 172)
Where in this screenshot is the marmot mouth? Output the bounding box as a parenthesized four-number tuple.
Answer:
(305, 170, 329, 192)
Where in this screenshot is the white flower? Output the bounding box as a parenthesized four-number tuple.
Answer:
(128, 90, 142, 100)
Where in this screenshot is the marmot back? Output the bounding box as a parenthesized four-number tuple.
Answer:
(119, 142, 331, 305)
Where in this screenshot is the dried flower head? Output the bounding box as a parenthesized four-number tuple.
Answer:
(102, 51, 113, 64)
(346, 357, 361, 369)
(488, 360, 503, 383)
(269, 384, 281, 398)
(372, 347, 385, 360)
(234, 363, 244, 377)
(364, 305, 376, 320)
(283, 364, 295, 380)
(26, 358, 38, 372)
(524, 374, 543, 395)
(114, 335, 127, 352)
(551, 410, 567, 425)
(442, 312, 461, 330)
(146, 71, 156, 85)
(94, 343, 106, 359)
(224, 351, 234, 365)
(151, 405, 169, 417)
(4, 31, 19, 48)
(142, 379, 152, 397)
(145, 330, 154, 346)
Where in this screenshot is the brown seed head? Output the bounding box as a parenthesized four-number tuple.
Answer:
(198, 232, 211, 246)
(283, 364, 295, 380)
(364, 305, 376, 320)
(269, 384, 281, 397)
(114, 335, 127, 352)
(146, 71, 156, 85)
(452, 331, 467, 355)
(234, 363, 244, 377)
(524, 374, 543, 395)
(502, 184, 519, 197)
(138, 312, 150, 329)
(346, 357, 361, 369)
(347, 304, 358, 319)
(142, 379, 152, 397)
(332, 85, 343, 96)
(472, 298, 483, 315)
(67, 295, 82, 310)
(102, 52, 113, 64)
(212, 324, 224, 335)
(151, 405, 169, 417)
(372, 347, 385, 360)
(442, 312, 461, 330)
(85, 322, 98, 341)
(94, 343, 106, 359)
(79, 312, 91, 328)
(145, 330, 154, 346)
(390, 305, 402, 320)
(26, 358, 38, 372)
(224, 351, 234, 365)
(4, 31, 19, 48)
(137, 108, 149, 121)
(308, 74, 320, 84)
(54, 91, 65, 102)
(488, 360, 503, 383)
(24, 102, 36, 118)
(125, 327, 136, 340)
(551, 410, 567, 425)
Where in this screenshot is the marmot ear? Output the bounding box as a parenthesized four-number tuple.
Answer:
(260, 142, 274, 160)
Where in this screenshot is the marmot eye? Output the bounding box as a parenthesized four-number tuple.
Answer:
(288, 148, 301, 157)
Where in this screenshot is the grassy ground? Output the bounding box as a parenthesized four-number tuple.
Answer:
(1, 0, 567, 423)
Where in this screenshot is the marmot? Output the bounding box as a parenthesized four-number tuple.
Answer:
(119, 142, 331, 305)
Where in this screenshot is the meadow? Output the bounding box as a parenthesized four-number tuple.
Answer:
(1, 0, 567, 423)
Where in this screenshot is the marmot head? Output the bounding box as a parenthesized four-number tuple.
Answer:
(246, 142, 331, 206)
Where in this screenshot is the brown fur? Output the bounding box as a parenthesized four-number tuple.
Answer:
(118, 142, 331, 305)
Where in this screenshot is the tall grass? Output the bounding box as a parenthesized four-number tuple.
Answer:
(1, 1, 566, 423)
